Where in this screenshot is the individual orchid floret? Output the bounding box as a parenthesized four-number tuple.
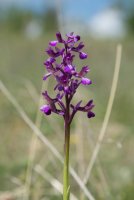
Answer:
(49, 40, 58, 46)
(72, 42, 84, 52)
(77, 99, 95, 118)
(66, 32, 80, 43)
(40, 105, 51, 115)
(79, 51, 88, 59)
(64, 64, 73, 73)
(81, 77, 92, 85)
(41, 91, 65, 116)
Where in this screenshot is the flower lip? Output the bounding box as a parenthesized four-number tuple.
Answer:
(64, 64, 73, 73)
(79, 52, 88, 59)
(81, 77, 92, 85)
(40, 105, 51, 115)
(49, 40, 58, 46)
(87, 111, 95, 118)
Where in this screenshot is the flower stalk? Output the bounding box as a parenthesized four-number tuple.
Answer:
(63, 95, 71, 200)
(63, 122, 70, 199)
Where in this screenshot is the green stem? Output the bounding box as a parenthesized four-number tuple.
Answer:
(63, 123, 70, 200)
(63, 96, 70, 200)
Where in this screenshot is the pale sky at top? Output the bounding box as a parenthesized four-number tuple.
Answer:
(0, 0, 133, 21)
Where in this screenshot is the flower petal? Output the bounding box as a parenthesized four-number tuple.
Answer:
(87, 111, 95, 118)
(44, 57, 55, 66)
(86, 99, 93, 107)
(64, 64, 73, 73)
(79, 52, 87, 59)
(56, 32, 63, 43)
(49, 40, 58, 46)
(79, 66, 90, 77)
(40, 105, 51, 115)
(72, 42, 84, 52)
(81, 77, 92, 85)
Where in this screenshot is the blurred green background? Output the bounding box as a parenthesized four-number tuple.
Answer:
(0, 0, 134, 200)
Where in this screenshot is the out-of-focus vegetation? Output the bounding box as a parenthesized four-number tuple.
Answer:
(0, 6, 134, 200)
(126, 9, 134, 35)
(0, 6, 58, 33)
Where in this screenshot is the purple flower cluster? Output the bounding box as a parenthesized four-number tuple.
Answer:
(40, 32, 95, 123)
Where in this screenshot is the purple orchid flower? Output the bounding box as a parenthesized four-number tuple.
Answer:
(41, 32, 95, 121)
(40, 32, 95, 200)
